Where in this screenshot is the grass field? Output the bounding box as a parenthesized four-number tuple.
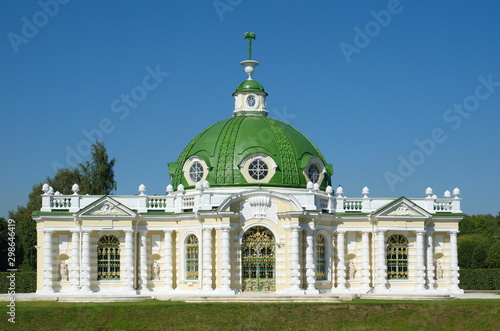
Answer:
(1, 299, 499, 330)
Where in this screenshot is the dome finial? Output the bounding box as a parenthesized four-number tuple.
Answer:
(244, 32, 256, 60)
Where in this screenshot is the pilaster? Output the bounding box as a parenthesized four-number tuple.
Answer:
(305, 229, 318, 294)
(202, 228, 213, 291)
(376, 230, 387, 291)
(360, 231, 371, 292)
(336, 231, 346, 290)
(416, 231, 426, 290)
(80, 230, 91, 293)
(70, 230, 80, 292)
(139, 230, 148, 292)
(42, 230, 54, 293)
(163, 230, 173, 291)
(124, 230, 135, 292)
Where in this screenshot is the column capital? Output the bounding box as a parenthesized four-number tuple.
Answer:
(416, 230, 426, 236)
(336, 230, 346, 235)
(44, 230, 54, 235)
(163, 229, 173, 235)
(450, 231, 459, 236)
(70, 229, 80, 234)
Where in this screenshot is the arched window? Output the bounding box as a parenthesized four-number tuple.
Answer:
(97, 235, 120, 280)
(185, 234, 199, 280)
(316, 234, 326, 280)
(387, 234, 408, 280)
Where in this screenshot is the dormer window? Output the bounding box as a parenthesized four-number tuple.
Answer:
(240, 153, 277, 183)
(183, 156, 209, 185)
(304, 157, 325, 186)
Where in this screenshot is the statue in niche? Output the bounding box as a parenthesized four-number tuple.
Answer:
(435, 260, 443, 279)
(60, 260, 68, 281)
(152, 260, 160, 280)
(347, 260, 356, 279)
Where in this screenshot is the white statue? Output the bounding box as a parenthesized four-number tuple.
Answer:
(347, 260, 356, 279)
(60, 260, 68, 281)
(152, 260, 160, 280)
(435, 260, 443, 279)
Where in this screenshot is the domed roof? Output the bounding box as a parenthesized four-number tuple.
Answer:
(233, 79, 268, 95)
(168, 116, 333, 190)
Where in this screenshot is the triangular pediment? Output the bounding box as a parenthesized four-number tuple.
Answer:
(374, 197, 430, 218)
(78, 196, 137, 217)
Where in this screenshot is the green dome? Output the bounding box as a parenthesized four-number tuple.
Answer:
(169, 116, 333, 190)
(233, 79, 268, 95)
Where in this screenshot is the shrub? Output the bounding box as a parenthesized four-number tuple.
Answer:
(0, 271, 37, 293)
(460, 269, 500, 290)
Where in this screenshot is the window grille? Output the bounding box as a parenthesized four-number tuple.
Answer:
(97, 235, 120, 280)
(316, 234, 326, 280)
(185, 234, 199, 280)
(387, 234, 409, 280)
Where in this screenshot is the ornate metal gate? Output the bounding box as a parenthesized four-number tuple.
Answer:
(242, 226, 275, 291)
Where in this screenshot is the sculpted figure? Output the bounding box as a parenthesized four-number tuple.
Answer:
(60, 261, 68, 281)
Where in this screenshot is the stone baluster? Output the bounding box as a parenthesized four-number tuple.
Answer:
(163, 230, 173, 291)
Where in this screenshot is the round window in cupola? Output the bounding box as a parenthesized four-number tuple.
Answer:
(304, 157, 326, 186)
(183, 156, 209, 186)
(239, 153, 277, 183)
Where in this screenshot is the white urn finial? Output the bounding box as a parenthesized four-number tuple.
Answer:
(48, 186, 54, 195)
(453, 187, 461, 198)
(425, 187, 433, 197)
(138, 184, 146, 195)
(203, 180, 210, 189)
(196, 182, 203, 191)
(306, 181, 313, 191)
(42, 183, 50, 195)
(337, 185, 344, 197)
(177, 184, 185, 194)
(166, 184, 173, 194)
(72, 183, 80, 195)
(362, 186, 370, 198)
(313, 183, 320, 191)
(326, 185, 333, 195)
(444, 190, 451, 198)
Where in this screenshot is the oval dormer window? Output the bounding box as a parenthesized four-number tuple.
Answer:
(239, 153, 277, 184)
(183, 156, 209, 186)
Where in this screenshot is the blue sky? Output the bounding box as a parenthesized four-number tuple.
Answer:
(1, 0, 499, 218)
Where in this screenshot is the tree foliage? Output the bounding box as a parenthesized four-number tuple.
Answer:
(458, 213, 500, 270)
(1, 142, 117, 271)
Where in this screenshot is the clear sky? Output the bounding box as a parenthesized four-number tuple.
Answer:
(1, 0, 500, 218)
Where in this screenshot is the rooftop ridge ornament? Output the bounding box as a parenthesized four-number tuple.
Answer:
(244, 32, 256, 60)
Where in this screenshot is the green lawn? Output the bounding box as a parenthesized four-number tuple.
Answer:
(1, 299, 499, 330)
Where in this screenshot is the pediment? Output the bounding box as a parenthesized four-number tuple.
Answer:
(375, 198, 430, 218)
(78, 196, 137, 217)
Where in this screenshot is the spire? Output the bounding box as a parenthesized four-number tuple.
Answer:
(233, 32, 268, 117)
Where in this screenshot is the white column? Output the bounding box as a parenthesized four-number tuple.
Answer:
(221, 226, 232, 292)
(163, 230, 173, 291)
(202, 228, 213, 291)
(70, 230, 80, 292)
(336, 231, 346, 290)
(330, 234, 336, 290)
(124, 230, 134, 292)
(43, 230, 54, 293)
(139, 230, 148, 292)
(376, 230, 387, 290)
(361, 231, 371, 291)
(290, 226, 301, 292)
(80, 230, 91, 292)
(426, 233, 435, 290)
(416, 231, 426, 290)
(450, 231, 460, 291)
(305, 229, 318, 293)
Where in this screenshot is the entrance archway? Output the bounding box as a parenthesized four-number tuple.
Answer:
(242, 226, 275, 291)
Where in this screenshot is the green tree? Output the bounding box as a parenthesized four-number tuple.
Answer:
(459, 214, 499, 239)
(458, 234, 491, 269)
(0, 218, 9, 271)
(5, 142, 117, 271)
(79, 141, 117, 195)
(485, 241, 500, 268)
